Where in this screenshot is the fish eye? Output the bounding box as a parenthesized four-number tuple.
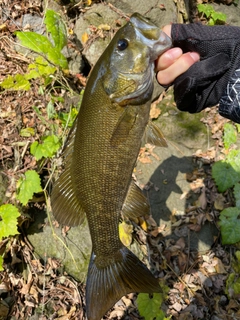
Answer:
(117, 38, 128, 51)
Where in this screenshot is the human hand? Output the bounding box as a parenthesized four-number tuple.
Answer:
(155, 23, 240, 117)
(156, 25, 200, 86)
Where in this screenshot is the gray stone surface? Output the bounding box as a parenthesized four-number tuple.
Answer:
(212, 2, 240, 26)
(105, 0, 178, 26)
(27, 209, 91, 282)
(74, 4, 123, 66)
(74, 0, 177, 66)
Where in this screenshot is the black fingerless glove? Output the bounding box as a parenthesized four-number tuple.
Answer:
(171, 23, 240, 120)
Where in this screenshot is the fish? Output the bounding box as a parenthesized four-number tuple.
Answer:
(51, 13, 172, 320)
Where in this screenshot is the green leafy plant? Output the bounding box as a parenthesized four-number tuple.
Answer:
(0, 204, 21, 270)
(16, 170, 42, 206)
(30, 135, 61, 161)
(137, 284, 170, 320)
(0, 9, 68, 91)
(212, 123, 240, 244)
(15, 10, 68, 69)
(197, 4, 226, 25)
(226, 251, 240, 298)
(0, 204, 20, 239)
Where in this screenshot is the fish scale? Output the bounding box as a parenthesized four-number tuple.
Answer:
(51, 12, 172, 320)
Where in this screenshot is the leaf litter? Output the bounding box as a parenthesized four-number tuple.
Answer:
(0, 0, 240, 319)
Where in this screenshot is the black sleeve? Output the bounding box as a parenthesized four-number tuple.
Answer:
(170, 23, 240, 122)
(218, 67, 240, 123)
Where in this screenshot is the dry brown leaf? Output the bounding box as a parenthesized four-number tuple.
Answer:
(150, 103, 161, 119)
(172, 301, 182, 312)
(81, 32, 89, 43)
(138, 155, 152, 163)
(213, 257, 227, 274)
(226, 299, 240, 311)
(188, 224, 201, 232)
(98, 24, 111, 31)
(214, 194, 225, 211)
(196, 187, 207, 209)
(178, 251, 188, 273)
(109, 308, 125, 318)
(139, 216, 148, 231)
(175, 237, 186, 250)
(190, 178, 205, 192)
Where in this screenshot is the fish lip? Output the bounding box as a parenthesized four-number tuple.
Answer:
(130, 13, 172, 61)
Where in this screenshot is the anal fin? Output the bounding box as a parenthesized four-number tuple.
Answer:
(122, 181, 149, 220)
(144, 120, 167, 147)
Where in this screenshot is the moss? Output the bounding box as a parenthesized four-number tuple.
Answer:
(155, 89, 210, 150)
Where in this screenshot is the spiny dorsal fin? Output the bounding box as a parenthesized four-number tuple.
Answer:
(51, 119, 85, 226)
(143, 120, 167, 147)
(122, 181, 149, 220)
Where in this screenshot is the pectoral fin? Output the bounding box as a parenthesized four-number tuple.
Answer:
(51, 120, 85, 226)
(122, 181, 149, 220)
(110, 108, 137, 146)
(144, 121, 167, 147)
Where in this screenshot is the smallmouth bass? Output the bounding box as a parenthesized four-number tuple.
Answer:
(51, 13, 171, 320)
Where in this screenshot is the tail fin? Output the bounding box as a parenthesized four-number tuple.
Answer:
(86, 247, 161, 320)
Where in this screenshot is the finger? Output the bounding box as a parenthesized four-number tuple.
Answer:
(162, 25, 171, 37)
(156, 52, 200, 86)
(155, 47, 183, 71)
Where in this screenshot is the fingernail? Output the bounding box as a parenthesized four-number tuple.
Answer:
(189, 52, 200, 62)
(168, 47, 182, 59)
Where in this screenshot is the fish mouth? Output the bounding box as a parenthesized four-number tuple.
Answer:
(130, 13, 172, 61)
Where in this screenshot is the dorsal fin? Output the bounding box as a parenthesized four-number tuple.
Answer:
(122, 181, 149, 220)
(51, 119, 86, 226)
(143, 120, 168, 147)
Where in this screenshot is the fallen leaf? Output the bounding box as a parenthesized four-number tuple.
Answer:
(213, 257, 227, 274)
(98, 24, 111, 31)
(150, 103, 161, 119)
(81, 32, 89, 43)
(119, 221, 133, 247)
(214, 194, 225, 211)
(188, 224, 201, 232)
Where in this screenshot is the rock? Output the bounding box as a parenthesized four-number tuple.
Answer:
(20, 14, 45, 34)
(27, 209, 91, 282)
(212, 2, 240, 26)
(105, 0, 178, 26)
(74, 3, 123, 66)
